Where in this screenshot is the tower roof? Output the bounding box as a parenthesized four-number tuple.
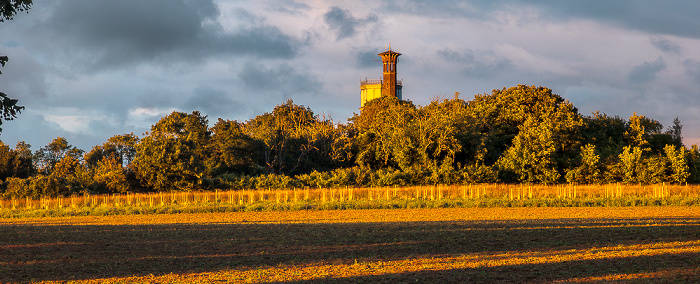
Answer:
(378, 49, 401, 56)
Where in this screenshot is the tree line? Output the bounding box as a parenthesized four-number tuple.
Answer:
(1, 85, 698, 198)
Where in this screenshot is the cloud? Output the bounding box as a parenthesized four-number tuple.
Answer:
(531, 0, 700, 39)
(238, 62, 323, 96)
(651, 37, 681, 54)
(355, 48, 382, 69)
(380, 1, 700, 39)
(323, 6, 378, 41)
(30, 0, 299, 72)
(683, 59, 700, 82)
(379, 0, 484, 19)
(265, 0, 310, 15)
(437, 48, 512, 78)
(628, 57, 666, 84)
(0, 111, 72, 149)
(182, 86, 241, 118)
(0, 47, 47, 100)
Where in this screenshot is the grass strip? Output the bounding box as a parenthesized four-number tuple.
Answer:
(1, 196, 699, 218)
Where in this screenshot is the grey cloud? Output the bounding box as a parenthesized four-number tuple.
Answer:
(437, 48, 512, 78)
(0, 112, 66, 149)
(33, 0, 299, 72)
(683, 59, 700, 82)
(183, 86, 242, 118)
(0, 48, 46, 100)
(324, 6, 378, 41)
(356, 49, 381, 69)
(382, 1, 700, 39)
(628, 57, 666, 84)
(238, 63, 322, 96)
(266, 0, 310, 15)
(532, 0, 700, 39)
(651, 37, 681, 54)
(380, 0, 486, 19)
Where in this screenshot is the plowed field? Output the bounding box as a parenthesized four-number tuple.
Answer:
(2, 207, 699, 283)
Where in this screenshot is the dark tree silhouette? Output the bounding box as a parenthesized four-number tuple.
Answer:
(0, 0, 32, 133)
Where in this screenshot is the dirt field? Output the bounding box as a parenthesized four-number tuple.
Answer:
(2, 207, 700, 283)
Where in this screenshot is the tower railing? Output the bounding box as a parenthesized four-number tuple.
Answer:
(360, 79, 402, 86)
(360, 79, 382, 86)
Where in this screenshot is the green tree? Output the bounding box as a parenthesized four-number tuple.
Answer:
(686, 145, 700, 183)
(244, 99, 343, 175)
(133, 111, 208, 191)
(84, 133, 139, 169)
(0, 140, 15, 181)
(665, 117, 683, 147)
(0, 0, 32, 133)
(11, 141, 32, 178)
(497, 117, 561, 183)
(0, 141, 31, 182)
(623, 112, 674, 155)
(466, 85, 583, 170)
(580, 112, 626, 160)
(664, 144, 689, 184)
(482, 85, 582, 183)
(34, 137, 83, 174)
(624, 112, 652, 151)
(43, 155, 89, 197)
(91, 155, 129, 193)
(0, 0, 32, 21)
(616, 145, 644, 184)
(206, 118, 259, 176)
(350, 96, 417, 171)
(565, 144, 603, 184)
(411, 97, 466, 183)
(106, 133, 139, 166)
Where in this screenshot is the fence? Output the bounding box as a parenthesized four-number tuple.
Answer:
(1, 183, 699, 210)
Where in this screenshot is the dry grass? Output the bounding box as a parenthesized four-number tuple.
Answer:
(2, 207, 700, 283)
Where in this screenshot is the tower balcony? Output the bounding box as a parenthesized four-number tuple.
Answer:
(360, 79, 381, 86)
(360, 79, 402, 86)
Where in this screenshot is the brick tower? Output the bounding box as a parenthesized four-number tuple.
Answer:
(360, 46, 403, 107)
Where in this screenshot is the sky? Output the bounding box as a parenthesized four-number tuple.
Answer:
(1, 0, 700, 151)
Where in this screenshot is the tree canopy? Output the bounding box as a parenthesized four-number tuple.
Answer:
(0, 0, 31, 134)
(1, 84, 698, 197)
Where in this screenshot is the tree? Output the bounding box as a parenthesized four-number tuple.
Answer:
(34, 137, 83, 174)
(0, 0, 32, 22)
(466, 85, 583, 169)
(133, 111, 209, 191)
(350, 96, 417, 171)
(580, 112, 626, 160)
(205, 118, 259, 176)
(478, 85, 583, 183)
(666, 117, 683, 147)
(106, 133, 139, 166)
(0, 0, 32, 133)
(0, 140, 32, 181)
(0, 140, 16, 181)
(91, 155, 129, 193)
(84, 133, 139, 169)
(0, 56, 23, 134)
(497, 117, 561, 184)
(12, 141, 32, 177)
(565, 144, 603, 184)
(616, 146, 644, 184)
(664, 144, 689, 184)
(243, 99, 340, 175)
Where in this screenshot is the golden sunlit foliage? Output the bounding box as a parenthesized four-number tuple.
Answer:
(1, 85, 698, 198)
